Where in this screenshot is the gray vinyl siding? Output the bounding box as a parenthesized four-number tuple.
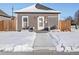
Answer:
(16, 13, 58, 31)
(48, 16, 58, 28)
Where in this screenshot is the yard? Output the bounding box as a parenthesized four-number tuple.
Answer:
(49, 32, 79, 52)
(0, 30, 36, 52)
(0, 30, 79, 53)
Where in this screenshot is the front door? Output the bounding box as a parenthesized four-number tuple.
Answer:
(37, 16, 44, 30)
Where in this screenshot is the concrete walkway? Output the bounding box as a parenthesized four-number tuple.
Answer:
(33, 33, 57, 51)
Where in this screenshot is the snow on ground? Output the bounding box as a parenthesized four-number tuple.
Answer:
(1, 29, 79, 52)
(49, 32, 79, 52)
(71, 25, 79, 32)
(0, 30, 36, 52)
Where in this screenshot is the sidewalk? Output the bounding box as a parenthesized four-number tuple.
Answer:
(33, 33, 56, 51)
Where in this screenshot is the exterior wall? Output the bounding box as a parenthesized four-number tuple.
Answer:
(16, 13, 58, 31)
(48, 16, 58, 28)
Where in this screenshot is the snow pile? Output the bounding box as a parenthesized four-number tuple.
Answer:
(50, 32, 79, 52)
(0, 44, 14, 52)
(0, 31, 36, 52)
(56, 44, 64, 52)
(13, 44, 33, 52)
(3, 47, 14, 52)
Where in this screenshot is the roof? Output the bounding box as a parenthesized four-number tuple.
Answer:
(15, 3, 60, 13)
(0, 9, 8, 16)
(0, 9, 11, 18)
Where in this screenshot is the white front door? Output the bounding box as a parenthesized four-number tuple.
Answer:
(37, 16, 44, 30)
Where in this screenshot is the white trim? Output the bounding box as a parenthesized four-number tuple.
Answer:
(37, 16, 44, 30)
(22, 16, 29, 28)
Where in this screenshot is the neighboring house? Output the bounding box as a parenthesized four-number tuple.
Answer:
(15, 3, 60, 31)
(0, 9, 16, 31)
(0, 9, 11, 20)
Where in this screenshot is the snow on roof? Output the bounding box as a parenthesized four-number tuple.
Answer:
(0, 9, 9, 16)
(15, 3, 60, 13)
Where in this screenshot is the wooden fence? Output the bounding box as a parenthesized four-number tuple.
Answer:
(0, 19, 71, 32)
(59, 20, 71, 31)
(0, 20, 16, 31)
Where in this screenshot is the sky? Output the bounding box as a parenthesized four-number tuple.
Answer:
(0, 3, 79, 19)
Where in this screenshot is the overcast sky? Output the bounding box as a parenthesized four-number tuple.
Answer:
(0, 3, 79, 19)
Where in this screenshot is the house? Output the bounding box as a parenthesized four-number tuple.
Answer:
(0, 9, 16, 31)
(0, 9, 11, 20)
(15, 3, 60, 31)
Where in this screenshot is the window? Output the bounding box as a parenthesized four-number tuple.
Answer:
(39, 17, 44, 26)
(23, 18, 27, 22)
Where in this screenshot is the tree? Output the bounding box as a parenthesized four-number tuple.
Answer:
(65, 16, 75, 25)
(74, 10, 79, 22)
(65, 16, 73, 21)
(74, 10, 79, 29)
